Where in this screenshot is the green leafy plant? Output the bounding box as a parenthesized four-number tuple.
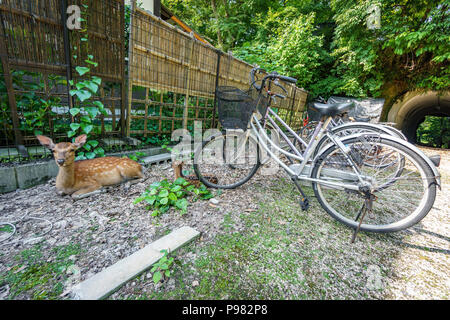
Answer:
(122, 151, 146, 163)
(133, 177, 212, 217)
(416, 116, 449, 149)
(68, 1, 107, 160)
(151, 249, 174, 284)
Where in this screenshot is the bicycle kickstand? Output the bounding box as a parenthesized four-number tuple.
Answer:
(351, 195, 374, 243)
(291, 177, 310, 211)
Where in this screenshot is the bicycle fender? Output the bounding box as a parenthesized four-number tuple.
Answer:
(375, 134, 441, 189)
(330, 122, 396, 136)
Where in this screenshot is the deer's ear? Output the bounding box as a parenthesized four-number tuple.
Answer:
(73, 134, 87, 149)
(36, 135, 55, 150)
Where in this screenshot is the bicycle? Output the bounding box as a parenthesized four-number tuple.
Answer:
(193, 68, 441, 237)
(293, 96, 408, 155)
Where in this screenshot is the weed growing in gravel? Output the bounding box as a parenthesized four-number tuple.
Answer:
(134, 178, 213, 217)
(0, 225, 13, 233)
(151, 249, 175, 284)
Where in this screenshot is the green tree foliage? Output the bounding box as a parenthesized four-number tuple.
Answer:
(162, 0, 449, 104)
(416, 116, 450, 148)
(331, 0, 449, 113)
(268, 13, 333, 92)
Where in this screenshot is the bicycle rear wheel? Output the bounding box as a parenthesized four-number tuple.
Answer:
(311, 135, 436, 233)
(314, 123, 405, 170)
(193, 131, 260, 189)
(313, 123, 400, 158)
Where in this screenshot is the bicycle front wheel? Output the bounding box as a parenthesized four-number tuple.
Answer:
(193, 131, 261, 189)
(311, 135, 436, 233)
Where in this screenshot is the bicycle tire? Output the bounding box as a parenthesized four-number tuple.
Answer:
(193, 131, 261, 189)
(381, 125, 407, 140)
(311, 135, 436, 233)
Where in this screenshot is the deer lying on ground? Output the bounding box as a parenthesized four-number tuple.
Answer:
(172, 160, 218, 188)
(37, 134, 144, 200)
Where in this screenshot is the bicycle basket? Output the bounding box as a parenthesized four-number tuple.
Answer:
(216, 86, 256, 130)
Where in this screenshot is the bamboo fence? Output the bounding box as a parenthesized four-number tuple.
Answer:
(0, 0, 126, 155)
(0, 0, 308, 162)
(126, 5, 308, 137)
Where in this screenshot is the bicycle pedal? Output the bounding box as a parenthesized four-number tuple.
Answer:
(299, 197, 310, 211)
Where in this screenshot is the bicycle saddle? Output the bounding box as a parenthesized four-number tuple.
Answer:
(310, 102, 354, 117)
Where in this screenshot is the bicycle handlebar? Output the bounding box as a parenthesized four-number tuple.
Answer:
(277, 75, 298, 84)
(250, 67, 297, 100)
(250, 67, 265, 91)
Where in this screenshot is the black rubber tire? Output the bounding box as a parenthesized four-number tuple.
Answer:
(381, 125, 407, 140)
(311, 136, 436, 233)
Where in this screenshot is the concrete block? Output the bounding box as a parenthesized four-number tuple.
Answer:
(101, 138, 126, 147)
(0, 167, 17, 193)
(15, 161, 58, 190)
(144, 147, 165, 156)
(124, 137, 143, 146)
(141, 153, 171, 164)
(107, 146, 165, 159)
(70, 226, 200, 300)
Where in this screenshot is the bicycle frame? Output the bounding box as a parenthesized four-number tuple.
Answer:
(249, 108, 364, 191)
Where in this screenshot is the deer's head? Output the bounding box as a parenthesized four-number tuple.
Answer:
(36, 135, 87, 167)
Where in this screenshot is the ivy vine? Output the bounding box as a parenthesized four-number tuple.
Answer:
(68, 1, 107, 160)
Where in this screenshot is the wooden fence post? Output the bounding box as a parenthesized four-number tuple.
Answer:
(0, 17, 24, 147)
(61, 0, 74, 113)
(289, 86, 297, 126)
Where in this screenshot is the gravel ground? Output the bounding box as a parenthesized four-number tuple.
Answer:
(384, 147, 449, 299)
(0, 147, 448, 300)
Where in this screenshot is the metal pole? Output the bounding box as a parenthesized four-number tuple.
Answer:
(212, 50, 221, 128)
(153, 0, 161, 17)
(61, 0, 74, 112)
(120, 1, 126, 136)
(126, 0, 136, 137)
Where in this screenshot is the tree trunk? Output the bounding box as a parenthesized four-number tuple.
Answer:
(221, 0, 236, 47)
(211, 0, 223, 49)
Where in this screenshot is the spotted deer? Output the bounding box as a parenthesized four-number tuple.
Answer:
(36, 134, 144, 199)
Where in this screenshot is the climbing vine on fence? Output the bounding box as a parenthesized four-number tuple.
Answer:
(68, 1, 107, 160)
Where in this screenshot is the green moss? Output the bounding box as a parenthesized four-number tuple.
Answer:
(0, 243, 82, 300)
